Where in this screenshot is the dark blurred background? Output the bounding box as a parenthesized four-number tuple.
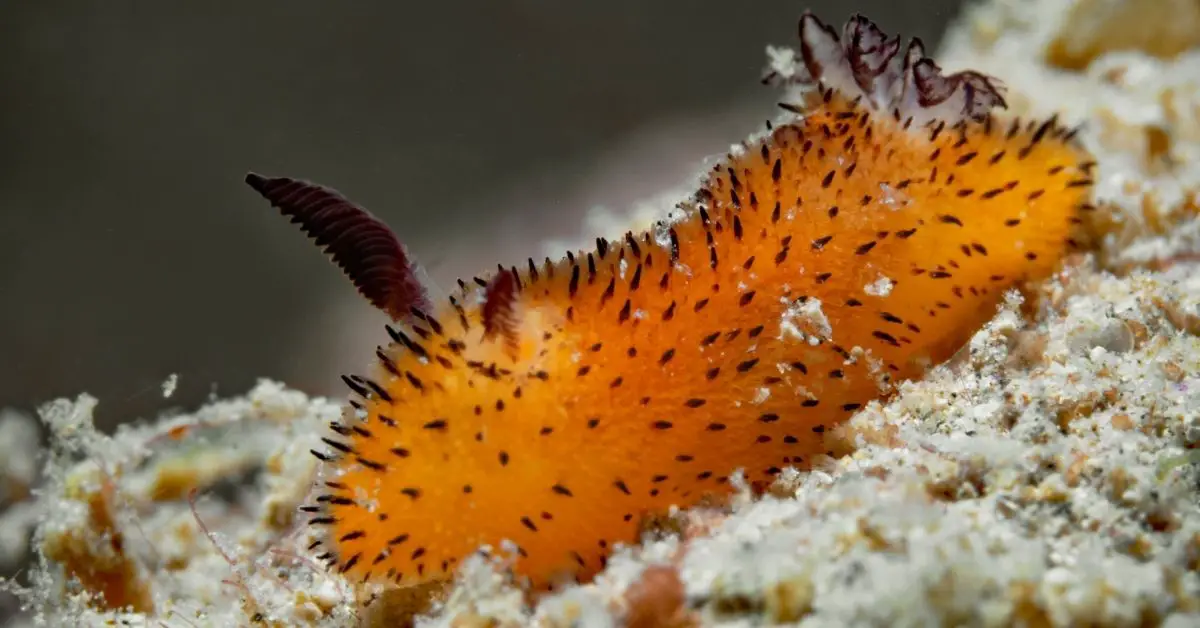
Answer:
(0, 1, 964, 433)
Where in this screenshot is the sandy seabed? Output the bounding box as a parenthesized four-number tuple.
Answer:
(3, 0, 1200, 626)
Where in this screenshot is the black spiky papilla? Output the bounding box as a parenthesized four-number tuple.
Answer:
(245, 173, 429, 321)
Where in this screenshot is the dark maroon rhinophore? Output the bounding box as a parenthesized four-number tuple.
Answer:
(481, 268, 520, 352)
(245, 173, 429, 321)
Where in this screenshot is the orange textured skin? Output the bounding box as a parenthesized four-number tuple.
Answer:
(290, 9, 1100, 589)
(309, 85, 1093, 591)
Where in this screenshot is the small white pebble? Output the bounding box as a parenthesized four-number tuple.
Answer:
(864, 274, 894, 297)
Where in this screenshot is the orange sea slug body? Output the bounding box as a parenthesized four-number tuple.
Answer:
(247, 12, 1094, 591)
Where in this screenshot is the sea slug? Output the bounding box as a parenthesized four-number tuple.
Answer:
(245, 12, 1094, 591)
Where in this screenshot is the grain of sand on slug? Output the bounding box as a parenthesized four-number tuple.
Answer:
(241, 11, 1094, 592)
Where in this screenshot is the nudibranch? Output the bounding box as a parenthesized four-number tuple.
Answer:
(246, 12, 1094, 591)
